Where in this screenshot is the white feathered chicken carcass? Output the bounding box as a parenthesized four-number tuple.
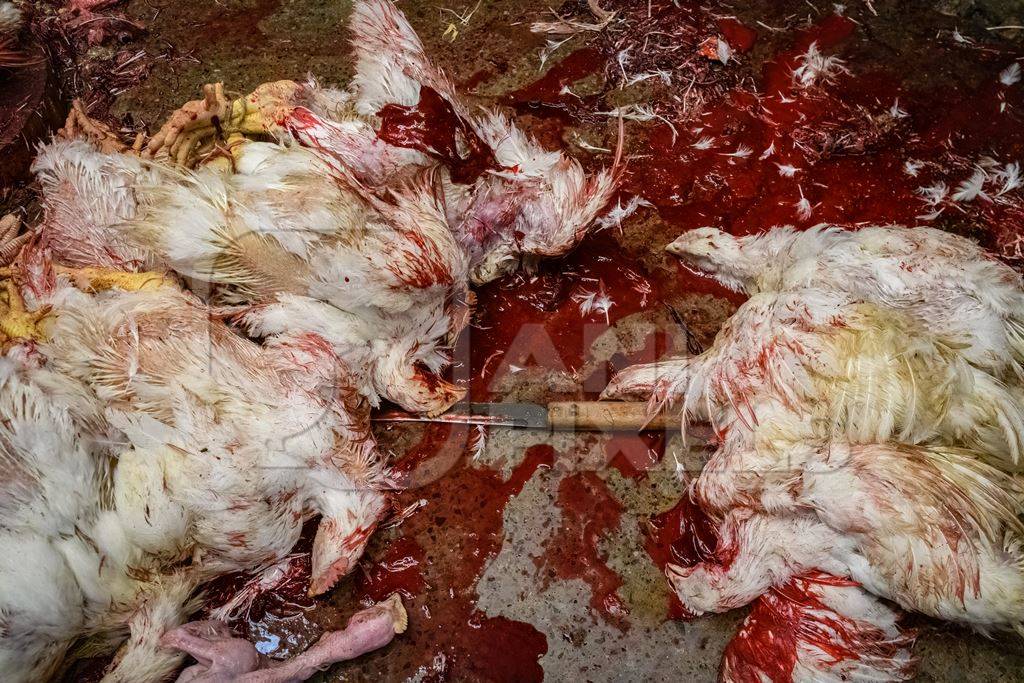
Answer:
(606, 224, 1024, 677)
(0, 355, 198, 683)
(33, 124, 469, 415)
(608, 322, 1024, 637)
(141, 0, 620, 284)
(0, 245, 397, 681)
(667, 224, 1024, 381)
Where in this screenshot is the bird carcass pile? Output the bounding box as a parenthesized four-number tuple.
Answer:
(0, 0, 619, 680)
(605, 224, 1024, 680)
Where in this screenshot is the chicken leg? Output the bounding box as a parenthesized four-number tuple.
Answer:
(0, 262, 170, 346)
(162, 594, 408, 683)
(100, 572, 201, 683)
(145, 83, 269, 166)
(60, 99, 141, 154)
(54, 265, 173, 292)
(0, 220, 39, 346)
(0, 215, 30, 266)
(0, 280, 49, 345)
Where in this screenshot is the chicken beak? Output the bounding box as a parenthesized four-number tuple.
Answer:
(380, 362, 466, 417)
(308, 556, 350, 598)
(309, 516, 376, 597)
(665, 236, 689, 258)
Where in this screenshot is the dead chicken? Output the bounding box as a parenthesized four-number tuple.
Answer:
(721, 573, 916, 682)
(0, 244, 394, 681)
(611, 346, 1024, 638)
(143, 0, 620, 284)
(33, 115, 469, 415)
(605, 226, 1024, 659)
(667, 224, 1024, 382)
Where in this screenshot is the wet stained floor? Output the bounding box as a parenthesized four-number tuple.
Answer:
(7, 0, 1024, 680)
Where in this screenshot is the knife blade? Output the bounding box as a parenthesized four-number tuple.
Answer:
(373, 401, 680, 432)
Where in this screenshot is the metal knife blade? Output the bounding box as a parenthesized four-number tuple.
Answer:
(373, 402, 550, 429)
(373, 401, 678, 432)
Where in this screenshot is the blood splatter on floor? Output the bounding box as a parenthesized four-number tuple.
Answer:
(52, 0, 1023, 680)
(340, 3, 1024, 678)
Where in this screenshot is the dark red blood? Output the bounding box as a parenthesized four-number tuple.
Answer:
(377, 85, 498, 184)
(644, 494, 719, 620)
(356, 536, 427, 602)
(722, 572, 907, 683)
(717, 18, 757, 53)
(644, 494, 718, 569)
(761, 15, 856, 95)
(347, 429, 553, 682)
(466, 230, 737, 401)
(623, 8, 1024, 263)
(508, 47, 604, 103)
(536, 472, 627, 627)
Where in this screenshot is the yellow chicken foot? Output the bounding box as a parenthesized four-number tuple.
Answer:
(0, 279, 50, 345)
(53, 266, 174, 292)
(0, 265, 171, 347)
(145, 83, 266, 166)
(194, 132, 249, 173)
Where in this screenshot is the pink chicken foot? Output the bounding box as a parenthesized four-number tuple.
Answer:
(162, 594, 407, 683)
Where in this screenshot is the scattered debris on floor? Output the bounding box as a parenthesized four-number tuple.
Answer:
(1, 0, 1024, 681)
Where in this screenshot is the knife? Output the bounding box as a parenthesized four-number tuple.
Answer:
(373, 401, 680, 432)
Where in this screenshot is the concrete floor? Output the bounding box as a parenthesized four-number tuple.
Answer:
(26, 0, 1024, 679)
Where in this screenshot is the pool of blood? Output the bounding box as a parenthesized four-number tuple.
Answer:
(535, 471, 628, 627)
(626, 12, 1024, 251)
(330, 428, 554, 681)
(644, 493, 720, 620)
(194, 3, 1024, 679)
(465, 229, 737, 401)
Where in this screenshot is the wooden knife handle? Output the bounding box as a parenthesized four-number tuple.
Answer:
(547, 401, 678, 432)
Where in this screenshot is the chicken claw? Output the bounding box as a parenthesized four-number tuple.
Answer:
(0, 215, 31, 267)
(146, 84, 263, 166)
(55, 265, 174, 292)
(0, 227, 51, 345)
(162, 594, 408, 683)
(0, 279, 49, 345)
(60, 99, 140, 154)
